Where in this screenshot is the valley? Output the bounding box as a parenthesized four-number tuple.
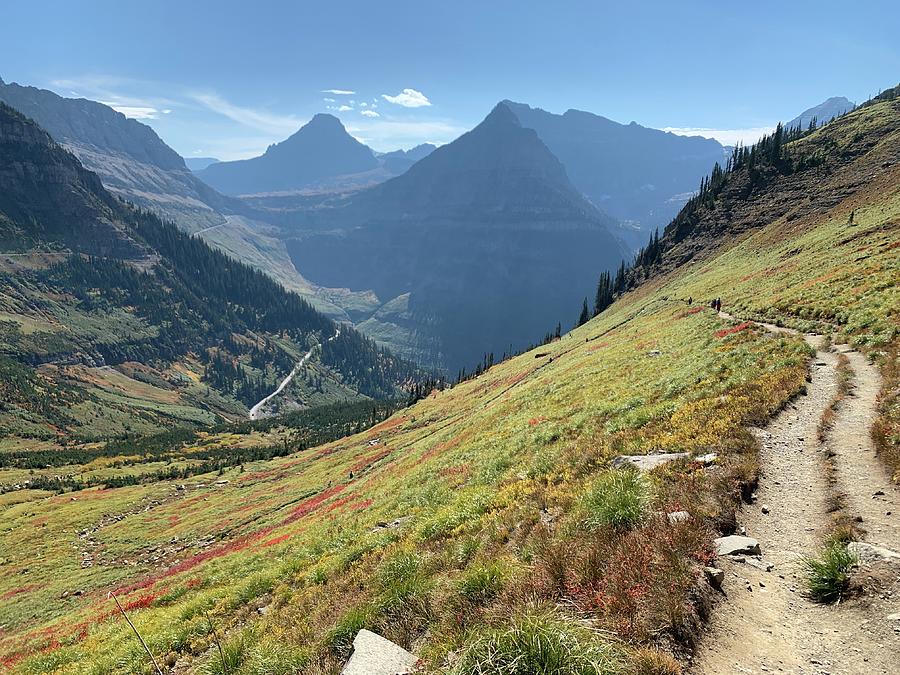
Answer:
(0, 82, 896, 674)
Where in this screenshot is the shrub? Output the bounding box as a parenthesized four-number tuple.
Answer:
(451, 609, 625, 675)
(581, 468, 650, 531)
(800, 541, 856, 603)
(458, 561, 509, 603)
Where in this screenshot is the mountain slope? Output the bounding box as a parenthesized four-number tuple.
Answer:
(0, 78, 237, 231)
(787, 95, 855, 130)
(0, 79, 378, 320)
(505, 100, 726, 247)
(1, 89, 898, 675)
(0, 102, 416, 440)
(197, 114, 379, 196)
(287, 102, 628, 370)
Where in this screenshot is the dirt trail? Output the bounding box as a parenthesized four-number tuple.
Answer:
(690, 317, 900, 675)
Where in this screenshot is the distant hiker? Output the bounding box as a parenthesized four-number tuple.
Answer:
(688, 296, 692, 305)
(715, 298, 722, 312)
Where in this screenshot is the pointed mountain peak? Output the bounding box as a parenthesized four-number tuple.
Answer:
(482, 101, 521, 127)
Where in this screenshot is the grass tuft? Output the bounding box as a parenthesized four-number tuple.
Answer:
(800, 541, 857, 603)
(451, 609, 625, 675)
(581, 467, 650, 531)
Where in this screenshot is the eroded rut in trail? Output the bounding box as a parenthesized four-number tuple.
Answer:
(690, 323, 900, 675)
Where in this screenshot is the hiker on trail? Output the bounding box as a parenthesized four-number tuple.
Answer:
(688, 296, 692, 305)
(716, 299, 722, 312)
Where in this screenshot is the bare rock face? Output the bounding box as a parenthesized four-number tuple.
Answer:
(341, 629, 418, 675)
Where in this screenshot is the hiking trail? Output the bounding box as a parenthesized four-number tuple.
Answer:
(689, 314, 900, 675)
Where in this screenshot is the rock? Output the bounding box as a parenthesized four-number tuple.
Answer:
(761, 505, 770, 514)
(611, 453, 688, 471)
(704, 566, 725, 589)
(887, 613, 900, 621)
(342, 629, 418, 675)
(695, 452, 719, 466)
(847, 542, 900, 564)
(744, 557, 774, 572)
(715, 535, 761, 557)
(667, 510, 691, 525)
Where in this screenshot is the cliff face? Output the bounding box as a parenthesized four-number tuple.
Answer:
(0, 103, 147, 258)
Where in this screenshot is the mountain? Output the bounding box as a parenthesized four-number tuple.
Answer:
(0, 102, 416, 438)
(0, 78, 237, 231)
(285, 102, 628, 371)
(378, 143, 436, 174)
(185, 156, 220, 171)
(197, 114, 379, 195)
(4, 87, 896, 675)
(787, 96, 855, 130)
(0, 79, 380, 320)
(504, 101, 726, 248)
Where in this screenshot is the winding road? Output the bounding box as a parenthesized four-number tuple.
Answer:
(248, 329, 340, 420)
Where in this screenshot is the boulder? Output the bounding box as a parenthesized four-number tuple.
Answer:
(667, 510, 691, 525)
(847, 542, 900, 564)
(342, 629, 418, 675)
(611, 453, 688, 471)
(703, 566, 725, 589)
(715, 535, 761, 557)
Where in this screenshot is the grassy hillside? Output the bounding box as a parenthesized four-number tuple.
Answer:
(0, 95, 897, 673)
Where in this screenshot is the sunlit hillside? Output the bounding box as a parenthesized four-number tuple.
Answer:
(1, 91, 898, 674)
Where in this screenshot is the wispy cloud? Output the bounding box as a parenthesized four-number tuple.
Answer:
(360, 109, 380, 118)
(382, 88, 431, 108)
(102, 103, 171, 120)
(322, 88, 355, 95)
(189, 92, 303, 135)
(662, 126, 776, 146)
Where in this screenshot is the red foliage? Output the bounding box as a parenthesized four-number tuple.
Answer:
(279, 484, 348, 526)
(714, 321, 753, 338)
(0, 584, 39, 601)
(351, 448, 391, 474)
(676, 306, 704, 319)
(528, 416, 547, 426)
(588, 342, 610, 352)
(123, 593, 156, 612)
(262, 533, 291, 548)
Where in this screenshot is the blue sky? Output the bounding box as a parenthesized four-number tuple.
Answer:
(1, 1, 897, 160)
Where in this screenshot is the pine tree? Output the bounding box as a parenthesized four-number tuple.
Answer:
(578, 298, 590, 326)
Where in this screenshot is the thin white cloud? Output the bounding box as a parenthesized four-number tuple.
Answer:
(662, 126, 776, 146)
(360, 109, 380, 118)
(322, 89, 355, 95)
(382, 88, 431, 108)
(189, 92, 303, 135)
(323, 97, 336, 102)
(337, 104, 353, 112)
(103, 104, 170, 120)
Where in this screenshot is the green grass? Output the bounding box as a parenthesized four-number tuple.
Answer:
(450, 609, 625, 675)
(800, 541, 857, 603)
(580, 467, 651, 531)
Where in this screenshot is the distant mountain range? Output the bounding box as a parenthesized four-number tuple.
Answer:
(0, 78, 379, 321)
(504, 101, 726, 248)
(787, 96, 855, 130)
(185, 156, 220, 171)
(197, 114, 379, 195)
(197, 115, 437, 196)
(285, 102, 628, 370)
